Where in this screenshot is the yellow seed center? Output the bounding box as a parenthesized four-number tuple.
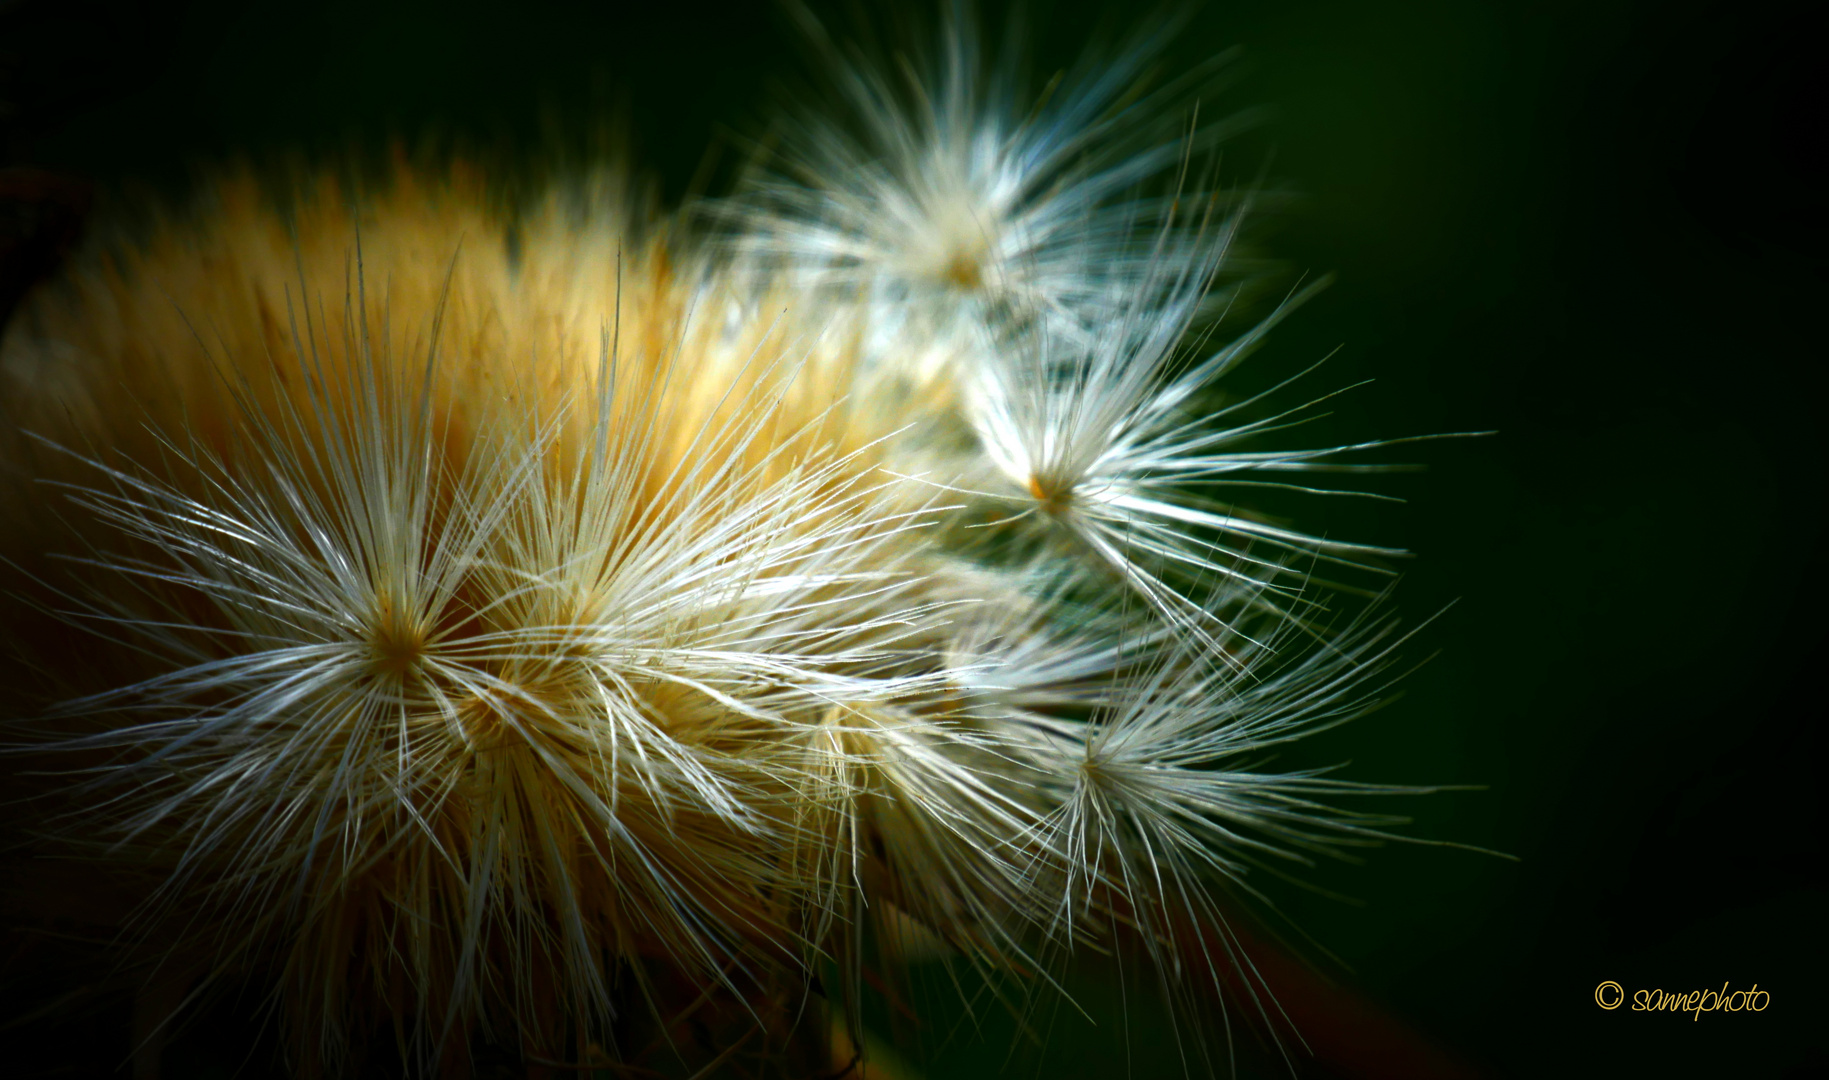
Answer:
(943, 251, 983, 289)
(1027, 474, 1072, 512)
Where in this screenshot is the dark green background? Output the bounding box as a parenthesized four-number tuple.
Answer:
(2, 1, 1822, 1077)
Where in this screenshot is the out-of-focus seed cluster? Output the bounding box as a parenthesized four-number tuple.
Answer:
(0, 11, 1454, 1078)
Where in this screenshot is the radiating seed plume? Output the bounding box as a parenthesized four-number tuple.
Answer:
(0, 10, 1486, 1079)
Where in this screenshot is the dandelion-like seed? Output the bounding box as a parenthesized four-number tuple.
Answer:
(0, 10, 1484, 1079)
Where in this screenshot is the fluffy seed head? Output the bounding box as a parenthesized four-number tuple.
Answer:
(0, 12, 1482, 1078)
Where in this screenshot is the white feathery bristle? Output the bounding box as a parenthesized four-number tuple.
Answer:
(0, 10, 1487, 1078)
